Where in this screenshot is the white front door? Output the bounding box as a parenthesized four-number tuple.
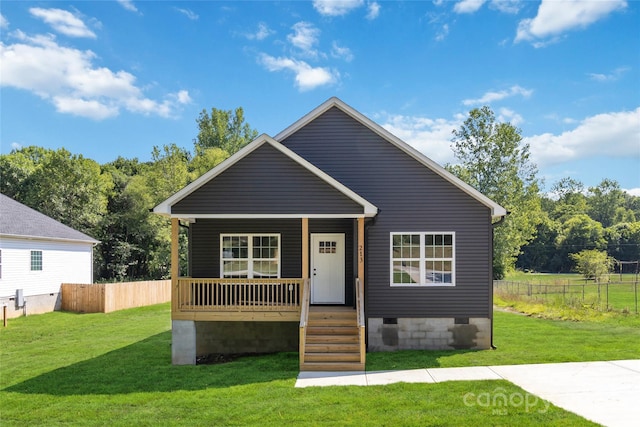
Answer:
(311, 233, 345, 304)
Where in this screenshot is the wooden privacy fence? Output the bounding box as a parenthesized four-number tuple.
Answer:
(61, 280, 171, 313)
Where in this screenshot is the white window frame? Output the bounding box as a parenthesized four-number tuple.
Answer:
(390, 232, 455, 287)
(220, 234, 281, 279)
(30, 250, 43, 272)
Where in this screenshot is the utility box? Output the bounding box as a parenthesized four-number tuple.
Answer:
(16, 289, 24, 308)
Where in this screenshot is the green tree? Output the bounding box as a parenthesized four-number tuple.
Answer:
(606, 222, 640, 263)
(146, 144, 191, 204)
(556, 214, 606, 272)
(550, 177, 588, 221)
(570, 249, 613, 282)
(194, 107, 258, 156)
(189, 147, 229, 180)
(516, 213, 561, 272)
(449, 106, 541, 278)
(587, 179, 625, 227)
(0, 147, 113, 236)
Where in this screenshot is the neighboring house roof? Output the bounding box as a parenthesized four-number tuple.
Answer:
(0, 194, 99, 244)
(154, 134, 378, 218)
(275, 97, 506, 219)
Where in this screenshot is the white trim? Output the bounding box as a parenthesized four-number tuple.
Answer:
(275, 97, 506, 219)
(389, 232, 456, 287)
(0, 233, 99, 245)
(153, 134, 377, 218)
(168, 213, 368, 220)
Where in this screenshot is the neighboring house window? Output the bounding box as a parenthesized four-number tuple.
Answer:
(221, 234, 280, 278)
(391, 233, 454, 286)
(31, 250, 43, 271)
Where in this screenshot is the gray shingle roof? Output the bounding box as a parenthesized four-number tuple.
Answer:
(0, 194, 99, 244)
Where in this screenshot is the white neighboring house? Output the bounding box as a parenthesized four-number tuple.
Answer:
(0, 194, 99, 318)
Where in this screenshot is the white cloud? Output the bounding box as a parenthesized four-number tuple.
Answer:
(288, 22, 320, 57)
(516, 0, 627, 45)
(367, 2, 381, 20)
(29, 8, 96, 38)
(453, 0, 487, 14)
(313, 0, 364, 16)
(245, 22, 274, 41)
(490, 0, 522, 14)
(462, 85, 533, 106)
(117, 0, 138, 13)
(435, 24, 449, 42)
(625, 188, 640, 197)
(258, 54, 337, 91)
(379, 113, 464, 165)
(11, 142, 23, 151)
(331, 41, 353, 62)
(497, 107, 524, 126)
(0, 31, 189, 120)
(526, 108, 640, 168)
(588, 67, 629, 82)
(175, 8, 199, 20)
(1, 14, 8, 29)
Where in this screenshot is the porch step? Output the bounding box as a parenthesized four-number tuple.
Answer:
(306, 334, 359, 344)
(301, 306, 363, 372)
(305, 343, 360, 353)
(300, 362, 365, 372)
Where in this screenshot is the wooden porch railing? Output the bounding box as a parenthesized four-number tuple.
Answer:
(356, 277, 366, 365)
(176, 278, 303, 312)
(298, 278, 311, 366)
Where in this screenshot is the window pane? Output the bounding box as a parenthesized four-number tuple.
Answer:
(223, 261, 248, 278)
(253, 261, 278, 278)
(444, 234, 452, 246)
(30, 251, 42, 271)
(393, 261, 419, 284)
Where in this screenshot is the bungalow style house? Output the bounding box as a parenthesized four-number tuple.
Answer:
(0, 193, 99, 318)
(154, 98, 506, 370)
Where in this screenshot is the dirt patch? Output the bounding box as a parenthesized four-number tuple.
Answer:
(196, 353, 251, 365)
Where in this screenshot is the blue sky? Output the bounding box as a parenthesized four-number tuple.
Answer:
(1, 0, 639, 195)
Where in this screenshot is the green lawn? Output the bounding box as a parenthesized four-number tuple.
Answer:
(4, 303, 635, 426)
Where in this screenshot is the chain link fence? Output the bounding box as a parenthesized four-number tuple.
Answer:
(494, 276, 639, 314)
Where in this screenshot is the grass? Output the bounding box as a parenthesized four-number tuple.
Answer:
(3, 303, 635, 426)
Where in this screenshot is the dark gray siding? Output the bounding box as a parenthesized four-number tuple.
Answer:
(281, 107, 493, 318)
(173, 144, 363, 215)
(190, 219, 302, 278)
(190, 218, 354, 306)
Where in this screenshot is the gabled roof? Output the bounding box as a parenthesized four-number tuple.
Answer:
(154, 134, 378, 218)
(0, 194, 99, 244)
(275, 97, 507, 219)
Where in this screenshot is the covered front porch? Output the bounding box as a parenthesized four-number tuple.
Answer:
(169, 217, 367, 370)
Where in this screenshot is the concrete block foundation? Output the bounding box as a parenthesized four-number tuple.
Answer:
(368, 317, 491, 351)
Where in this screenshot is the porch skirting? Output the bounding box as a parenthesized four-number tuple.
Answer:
(367, 317, 491, 351)
(195, 321, 298, 355)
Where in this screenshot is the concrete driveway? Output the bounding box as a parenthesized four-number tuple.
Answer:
(296, 360, 640, 427)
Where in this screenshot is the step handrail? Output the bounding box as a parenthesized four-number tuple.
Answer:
(355, 277, 366, 365)
(299, 278, 311, 367)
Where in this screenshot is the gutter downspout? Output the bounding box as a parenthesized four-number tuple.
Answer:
(490, 211, 509, 350)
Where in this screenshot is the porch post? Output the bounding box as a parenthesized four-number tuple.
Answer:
(171, 218, 179, 314)
(302, 217, 309, 279)
(357, 217, 364, 282)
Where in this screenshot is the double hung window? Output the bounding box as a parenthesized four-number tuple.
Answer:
(221, 234, 280, 278)
(391, 232, 454, 286)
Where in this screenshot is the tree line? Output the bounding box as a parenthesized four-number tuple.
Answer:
(1, 105, 638, 282)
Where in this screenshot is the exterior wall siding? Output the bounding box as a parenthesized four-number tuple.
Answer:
(0, 236, 93, 299)
(281, 107, 493, 318)
(173, 144, 363, 215)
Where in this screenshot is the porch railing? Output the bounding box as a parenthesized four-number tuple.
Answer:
(176, 278, 303, 312)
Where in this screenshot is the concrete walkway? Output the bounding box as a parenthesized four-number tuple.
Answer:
(296, 360, 640, 427)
